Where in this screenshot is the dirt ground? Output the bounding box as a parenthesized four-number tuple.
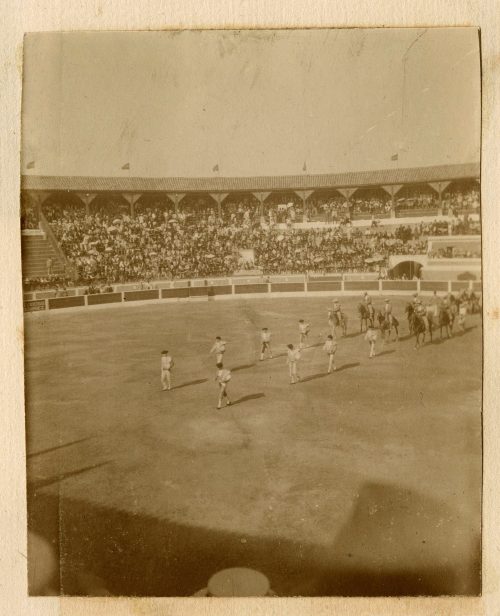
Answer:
(24, 296, 482, 596)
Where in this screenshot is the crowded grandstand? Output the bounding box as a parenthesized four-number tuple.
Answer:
(21, 163, 480, 294)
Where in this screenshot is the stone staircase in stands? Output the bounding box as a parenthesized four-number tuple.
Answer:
(21, 232, 67, 278)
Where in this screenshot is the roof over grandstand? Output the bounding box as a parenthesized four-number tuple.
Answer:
(22, 162, 479, 194)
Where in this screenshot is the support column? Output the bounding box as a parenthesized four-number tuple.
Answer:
(167, 193, 185, 214)
(26, 191, 52, 223)
(381, 184, 403, 218)
(294, 190, 314, 221)
(122, 193, 142, 218)
(252, 192, 271, 221)
(337, 187, 357, 219)
(75, 192, 97, 216)
(209, 193, 228, 219)
(429, 181, 451, 215)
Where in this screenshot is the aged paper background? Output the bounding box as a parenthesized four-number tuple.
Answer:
(1, 1, 498, 615)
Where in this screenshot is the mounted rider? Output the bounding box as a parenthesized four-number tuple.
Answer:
(332, 297, 342, 322)
(429, 291, 440, 320)
(363, 291, 375, 323)
(383, 298, 393, 326)
(414, 298, 429, 330)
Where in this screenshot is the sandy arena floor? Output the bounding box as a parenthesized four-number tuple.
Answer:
(24, 296, 482, 596)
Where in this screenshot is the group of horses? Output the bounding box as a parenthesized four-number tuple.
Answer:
(356, 303, 400, 344)
(329, 296, 469, 349)
(404, 301, 458, 348)
(354, 300, 460, 349)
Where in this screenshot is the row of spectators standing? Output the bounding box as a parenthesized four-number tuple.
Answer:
(21, 186, 481, 231)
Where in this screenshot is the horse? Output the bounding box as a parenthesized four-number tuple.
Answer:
(376, 311, 399, 343)
(358, 302, 375, 333)
(405, 302, 415, 334)
(332, 310, 348, 338)
(358, 302, 373, 333)
(448, 302, 458, 332)
(409, 312, 427, 349)
(438, 306, 452, 339)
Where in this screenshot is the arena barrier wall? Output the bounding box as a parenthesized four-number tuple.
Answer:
(451, 281, 471, 292)
(208, 285, 233, 296)
(234, 283, 268, 294)
(162, 288, 190, 299)
(307, 281, 342, 292)
(381, 281, 418, 292)
(308, 274, 342, 282)
(420, 281, 449, 292)
(344, 280, 379, 291)
(123, 290, 160, 302)
(189, 287, 208, 297)
(24, 299, 47, 312)
(87, 292, 123, 305)
(48, 296, 86, 309)
(271, 283, 305, 293)
(25, 277, 482, 313)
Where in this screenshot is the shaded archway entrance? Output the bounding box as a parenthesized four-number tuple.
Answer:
(390, 260, 423, 280)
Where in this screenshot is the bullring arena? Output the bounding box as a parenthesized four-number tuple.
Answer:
(22, 165, 482, 596)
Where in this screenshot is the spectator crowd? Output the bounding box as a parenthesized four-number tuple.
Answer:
(19, 182, 481, 288)
(40, 202, 437, 285)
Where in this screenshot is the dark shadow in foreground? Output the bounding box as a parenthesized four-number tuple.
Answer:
(232, 363, 257, 372)
(171, 378, 208, 391)
(335, 362, 361, 373)
(27, 480, 480, 597)
(231, 393, 265, 406)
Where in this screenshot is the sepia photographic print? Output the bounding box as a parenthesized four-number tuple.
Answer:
(20, 28, 482, 598)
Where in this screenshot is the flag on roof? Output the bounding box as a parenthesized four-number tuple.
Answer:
(121, 162, 130, 170)
(391, 153, 399, 161)
(27, 161, 35, 169)
(212, 164, 219, 172)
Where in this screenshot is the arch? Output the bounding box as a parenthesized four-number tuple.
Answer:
(40, 192, 86, 222)
(350, 186, 391, 219)
(134, 193, 175, 215)
(263, 191, 303, 223)
(394, 183, 438, 212)
(390, 260, 423, 280)
(306, 188, 346, 222)
(89, 193, 130, 218)
(179, 193, 218, 217)
(221, 192, 260, 222)
(442, 180, 481, 214)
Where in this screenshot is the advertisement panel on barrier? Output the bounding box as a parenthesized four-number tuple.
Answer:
(24, 299, 46, 312)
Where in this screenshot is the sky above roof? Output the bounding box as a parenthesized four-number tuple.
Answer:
(21, 28, 480, 178)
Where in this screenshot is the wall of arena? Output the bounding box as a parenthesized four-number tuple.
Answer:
(23, 275, 482, 313)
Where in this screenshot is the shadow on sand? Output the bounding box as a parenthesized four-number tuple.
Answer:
(232, 363, 257, 372)
(171, 378, 208, 391)
(231, 393, 265, 406)
(27, 480, 480, 597)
